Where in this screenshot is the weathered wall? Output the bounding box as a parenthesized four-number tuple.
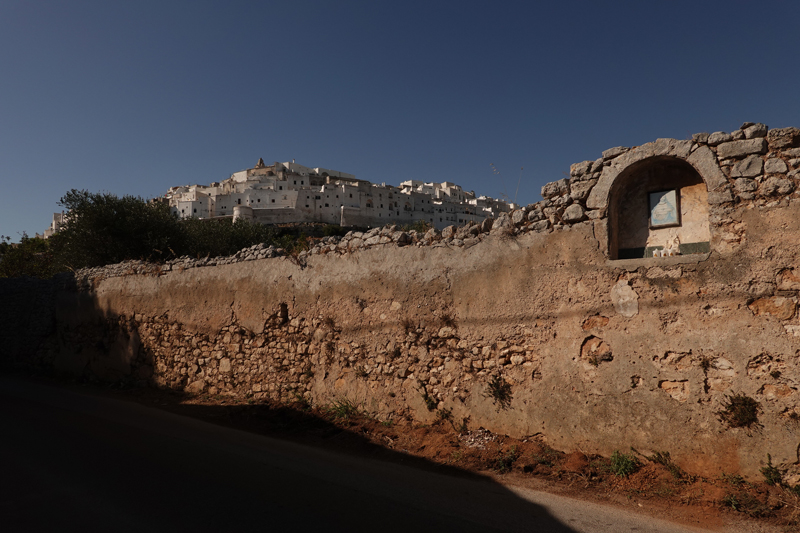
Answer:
(4, 122, 800, 483)
(8, 198, 796, 482)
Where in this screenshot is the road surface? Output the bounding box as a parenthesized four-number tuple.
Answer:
(0, 375, 731, 532)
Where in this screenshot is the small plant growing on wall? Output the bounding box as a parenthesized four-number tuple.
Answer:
(761, 454, 783, 486)
(417, 381, 437, 411)
(486, 374, 513, 410)
(698, 355, 713, 374)
(718, 393, 761, 429)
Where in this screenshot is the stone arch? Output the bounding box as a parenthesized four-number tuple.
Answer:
(586, 139, 731, 259)
(609, 156, 710, 259)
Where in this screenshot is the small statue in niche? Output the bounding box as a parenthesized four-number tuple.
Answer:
(653, 235, 682, 257)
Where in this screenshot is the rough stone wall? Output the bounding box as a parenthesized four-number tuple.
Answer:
(4, 123, 800, 483)
(13, 198, 798, 482)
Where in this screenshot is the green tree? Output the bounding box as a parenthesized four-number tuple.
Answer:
(49, 190, 182, 269)
(0, 234, 57, 278)
(177, 217, 276, 258)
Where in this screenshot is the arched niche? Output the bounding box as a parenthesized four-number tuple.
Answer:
(609, 156, 711, 259)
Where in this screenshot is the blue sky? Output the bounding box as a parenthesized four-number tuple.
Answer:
(2, 0, 799, 240)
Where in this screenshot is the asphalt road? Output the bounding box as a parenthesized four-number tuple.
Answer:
(0, 375, 714, 533)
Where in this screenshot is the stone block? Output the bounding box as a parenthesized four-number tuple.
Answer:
(734, 178, 758, 193)
(749, 297, 797, 320)
(570, 179, 597, 201)
(764, 158, 788, 174)
(531, 220, 550, 232)
(570, 160, 592, 177)
(730, 155, 763, 178)
(602, 146, 628, 160)
(708, 189, 733, 205)
(777, 269, 800, 291)
(686, 146, 728, 191)
(511, 210, 526, 226)
(708, 131, 732, 146)
(759, 176, 794, 196)
(611, 281, 639, 317)
(767, 127, 800, 150)
(526, 209, 543, 222)
(743, 123, 768, 139)
(541, 178, 570, 199)
(716, 138, 768, 159)
(184, 380, 205, 394)
(562, 204, 585, 223)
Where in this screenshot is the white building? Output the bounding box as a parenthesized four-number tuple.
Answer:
(165, 159, 514, 230)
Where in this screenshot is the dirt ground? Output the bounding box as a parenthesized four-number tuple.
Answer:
(49, 377, 800, 532)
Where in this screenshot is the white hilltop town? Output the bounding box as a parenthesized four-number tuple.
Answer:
(42, 159, 516, 237)
(163, 159, 515, 230)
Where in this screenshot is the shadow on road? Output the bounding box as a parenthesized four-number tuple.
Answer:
(0, 373, 582, 533)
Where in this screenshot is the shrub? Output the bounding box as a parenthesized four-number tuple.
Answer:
(0, 234, 57, 278)
(645, 450, 685, 479)
(761, 454, 783, 486)
(495, 446, 519, 473)
(178, 216, 275, 258)
(610, 450, 640, 477)
(50, 190, 183, 269)
(436, 407, 453, 423)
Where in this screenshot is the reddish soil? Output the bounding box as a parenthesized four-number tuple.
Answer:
(67, 380, 800, 531)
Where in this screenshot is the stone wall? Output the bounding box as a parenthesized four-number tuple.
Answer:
(4, 122, 800, 483)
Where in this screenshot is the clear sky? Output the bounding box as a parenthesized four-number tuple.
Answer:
(2, 0, 799, 241)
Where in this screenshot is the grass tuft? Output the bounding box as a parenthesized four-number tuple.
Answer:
(610, 450, 640, 477)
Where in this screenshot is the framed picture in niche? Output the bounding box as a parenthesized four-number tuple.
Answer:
(649, 189, 681, 229)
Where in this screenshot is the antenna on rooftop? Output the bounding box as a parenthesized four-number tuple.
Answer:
(490, 163, 509, 202)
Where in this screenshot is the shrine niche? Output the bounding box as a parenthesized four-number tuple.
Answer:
(608, 156, 710, 259)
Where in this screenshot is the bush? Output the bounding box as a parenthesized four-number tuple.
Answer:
(44, 190, 279, 271)
(49, 190, 183, 269)
(177, 217, 275, 258)
(610, 450, 640, 477)
(0, 234, 57, 278)
(761, 454, 783, 486)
